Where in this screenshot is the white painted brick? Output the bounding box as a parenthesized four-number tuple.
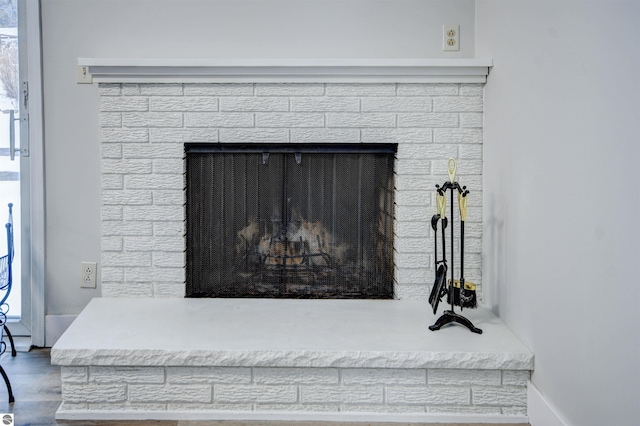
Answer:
(62, 384, 126, 403)
(459, 144, 482, 160)
(152, 159, 183, 174)
(150, 128, 218, 143)
(101, 129, 149, 143)
(395, 175, 431, 191)
(396, 144, 437, 161)
(326, 84, 396, 97)
(60, 402, 88, 410)
(395, 206, 431, 222)
(87, 402, 168, 411)
(254, 367, 338, 385)
(394, 237, 429, 253)
(122, 84, 141, 95)
(184, 84, 253, 97)
(341, 404, 424, 413)
(256, 403, 339, 412)
(394, 252, 428, 269)
(256, 113, 324, 128)
(101, 144, 122, 159)
(140, 84, 183, 96)
(433, 96, 483, 112)
(122, 112, 183, 128)
(185, 113, 253, 128)
(395, 222, 429, 238)
(100, 113, 122, 127)
(502, 405, 527, 415)
(101, 237, 123, 252)
(460, 113, 483, 128)
(394, 267, 430, 284)
(220, 97, 288, 112)
(291, 97, 359, 112)
(61, 367, 88, 383)
(256, 83, 324, 96)
(89, 366, 164, 384)
(153, 283, 185, 297)
(397, 84, 458, 96)
(100, 97, 148, 112)
(395, 283, 429, 300)
(362, 128, 432, 144)
(102, 159, 152, 175)
(150, 97, 218, 112)
(386, 386, 470, 405)
(472, 386, 527, 407)
(125, 174, 183, 190)
(433, 128, 482, 143)
(394, 190, 429, 207)
(153, 190, 184, 206)
(215, 385, 297, 403)
(123, 143, 183, 159)
(101, 282, 153, 297)
(101, 206, 123, 221)
(153, 252, 185, 268)
(129, 385, 212, 403)
(432, 159, 482, 176)
(124, 206, 182, 221)
(168, 402, 253, 411)
(167, 367, 251, 384)
(290, 128, 359, 143)
(101, 221, 152, 236)
(428, 369, 501, 386)
(300, 386, 383, 404)
(341, 368, 425, 385)
(362, 97, 432, 112)
(459, 84, 484, 96)
(398, 113, 459, 128)
(501, 370, 530, 386)
(103, 190, 153, 206)
(102, 252, 152, 267)
(220, 128, 289, 142)
(153, 221, 184, 236)
(326, 113, 395, 128)
(428, 405, 501, 414)
(124, 236, 183, 252)
(100, 267, 123, 282)
(98, 83, 121, 96)
(397, 159, 431, 175)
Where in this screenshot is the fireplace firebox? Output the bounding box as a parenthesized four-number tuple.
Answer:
(185, 143, 396, 299)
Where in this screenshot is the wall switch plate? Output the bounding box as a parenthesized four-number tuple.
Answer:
(77, 66, 93, 84)
(443, 24, 460, 51)
(81, 261, 97, 288)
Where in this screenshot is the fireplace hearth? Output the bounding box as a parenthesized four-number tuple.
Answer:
(186, 143, 396, 299)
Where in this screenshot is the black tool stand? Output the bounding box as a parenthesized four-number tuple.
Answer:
(429, 180, 482, 335)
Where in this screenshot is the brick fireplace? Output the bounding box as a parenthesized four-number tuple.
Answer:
(98, 80, 484, 300)
(52, 59, 533, 423)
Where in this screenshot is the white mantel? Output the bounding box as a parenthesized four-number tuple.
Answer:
(78, 58, 492, 83)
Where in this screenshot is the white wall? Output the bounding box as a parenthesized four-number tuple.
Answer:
(477, 1, 640, 425)
(40, 0, 475, 315)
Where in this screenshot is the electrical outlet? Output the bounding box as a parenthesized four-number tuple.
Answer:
(81, 261, 97, 288)
(443, 24, 460, 51)
(76, 66, 93, 84)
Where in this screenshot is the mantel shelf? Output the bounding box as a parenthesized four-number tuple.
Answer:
(77, 58, 492, 84)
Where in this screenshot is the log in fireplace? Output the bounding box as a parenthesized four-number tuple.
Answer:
(185, 143, 396, 299)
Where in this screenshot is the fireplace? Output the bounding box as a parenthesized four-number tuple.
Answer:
(185, 143, 396, 299)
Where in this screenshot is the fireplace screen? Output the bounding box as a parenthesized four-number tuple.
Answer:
(185, 143, 396, 299)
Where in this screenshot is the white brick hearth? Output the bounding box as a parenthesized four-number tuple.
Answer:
(52, 60, 534, 422)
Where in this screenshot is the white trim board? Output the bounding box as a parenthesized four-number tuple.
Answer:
(528, 381, 568, 426)
(77, 58, 492, 83)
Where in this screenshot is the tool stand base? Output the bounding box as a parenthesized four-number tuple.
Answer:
(429, 310, 482, 334)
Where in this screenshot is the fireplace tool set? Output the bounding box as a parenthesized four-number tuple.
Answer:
(428, 159, 482, 334)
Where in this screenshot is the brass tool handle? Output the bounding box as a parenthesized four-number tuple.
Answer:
(447, 158, 457, 183)
(458, 192, 468, 222)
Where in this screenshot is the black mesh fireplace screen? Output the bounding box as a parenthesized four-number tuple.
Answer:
(185, 143, 396, 299)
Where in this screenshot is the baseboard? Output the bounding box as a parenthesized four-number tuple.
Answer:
(56, 406, 529, 424)
(528, 380, 567, 426)
(45, 314, 77, 347)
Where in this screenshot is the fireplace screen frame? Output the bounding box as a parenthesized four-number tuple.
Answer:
(185, 143, 397, 299)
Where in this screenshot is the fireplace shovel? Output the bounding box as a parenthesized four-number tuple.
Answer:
(428, 191, 448, 315)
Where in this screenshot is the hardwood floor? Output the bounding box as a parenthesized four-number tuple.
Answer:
(0, 348, 528, 426)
